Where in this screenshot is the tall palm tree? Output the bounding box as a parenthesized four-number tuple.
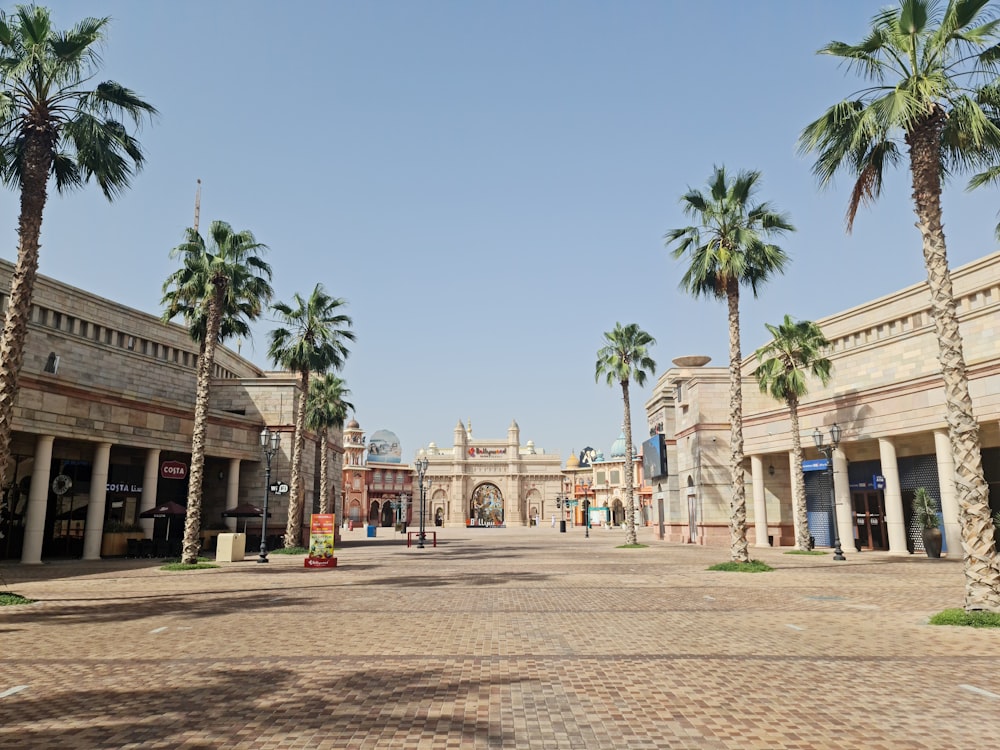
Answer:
(161, 221, 272, 564)
(665, 166, 793, 563)
(306, 374, 353, 516)
(753, 315, 833, 551)
(799, 0, 1000, 611)
(0, 5, 156, 488)
(268, 284, 354, 547)
(595, 322, 657, 546)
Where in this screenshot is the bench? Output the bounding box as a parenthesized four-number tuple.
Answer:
(406, 531, 437, 548)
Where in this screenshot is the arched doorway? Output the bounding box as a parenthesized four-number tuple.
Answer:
(470, 483, 504, 526)
(611, 499, 624, 526)
(368, 501, 380, 526)
(434, 507, 444, 527)
(380, 501, 394, 527)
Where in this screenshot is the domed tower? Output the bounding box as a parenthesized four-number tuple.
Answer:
(610, 430, 627, 460)
(454, 419, 467, 455)
(508, 419, 520, 449)
(343, 418, 365, 467)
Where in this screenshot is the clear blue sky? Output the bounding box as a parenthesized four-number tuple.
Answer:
(4, 1, 999, 465)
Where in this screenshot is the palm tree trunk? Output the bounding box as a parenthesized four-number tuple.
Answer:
(726, 280, 749, 563)
(181, 299, 222, 564)
(621, 379, 637, 545)
(0, 132, 52, 490)
(907, 111, 1000, 611)
(319, 427, 330, 515)
(787, 394, 810, 550)
(284, 369, 310, 547)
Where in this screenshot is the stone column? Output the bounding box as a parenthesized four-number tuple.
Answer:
(20, 435, 54, 564)
(226, 457, 241, 531)
(750, 455, 768, 547)
(833, 447, 852, 552)
(878, 437, 908, 555)
(82, 442, 112, 560)
(934, 429, 961, 559)
(140, 448, 160, 537)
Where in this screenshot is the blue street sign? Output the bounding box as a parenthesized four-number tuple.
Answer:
(801, 459, 829, 472)
(873, 475, 886, 490)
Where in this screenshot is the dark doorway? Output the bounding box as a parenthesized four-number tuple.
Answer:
(852, 491, 888, 550)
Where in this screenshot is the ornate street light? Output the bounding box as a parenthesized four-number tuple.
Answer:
(258, 427, 280, 564)
(582, 478, 593, 538)
(812, 423, 845, 561)
(414, 455, 429, 549)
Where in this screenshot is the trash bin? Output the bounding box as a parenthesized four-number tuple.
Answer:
(366, 525, 376, 538)
(348, 520, 354, 531)
(216, 533, 245, 562)
(559, 520, 567, 533)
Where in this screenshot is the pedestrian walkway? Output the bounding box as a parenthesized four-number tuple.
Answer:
(1, 525, 998, 748)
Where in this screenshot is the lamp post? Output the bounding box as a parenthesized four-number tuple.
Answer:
(258, 427, 280, 564)
(581, 478, 593, 538)
(812, 423, 846, 561)
(414, 455, 429, 549)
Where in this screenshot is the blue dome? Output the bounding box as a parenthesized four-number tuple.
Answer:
(610, 430, 627, 458)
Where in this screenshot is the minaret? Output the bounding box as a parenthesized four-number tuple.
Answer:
(508, 419, 520, 451)
(454, 420, 467, 456)
(343, 419, 365, 467)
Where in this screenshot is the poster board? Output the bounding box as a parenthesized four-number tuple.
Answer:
(305, 513, 337, 568)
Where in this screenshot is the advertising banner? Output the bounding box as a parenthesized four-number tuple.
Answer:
(305, 513, 337, 568)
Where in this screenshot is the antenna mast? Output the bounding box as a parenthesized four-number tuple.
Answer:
(193, 178, 201, 233)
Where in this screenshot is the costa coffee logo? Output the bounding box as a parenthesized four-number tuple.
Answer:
(160, 461, 188, 480)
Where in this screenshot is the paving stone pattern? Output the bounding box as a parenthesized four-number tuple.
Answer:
(2, 526, 999, 749)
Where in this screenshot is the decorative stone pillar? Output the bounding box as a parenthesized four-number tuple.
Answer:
(226, 457, 241, 531)
(833, 447, 852, 552)
(750, 455, 768, 547)
(934, 429, 961, 559)
(878, 437, 908, 555)
(140, 448, 160, 537)
(82, 442, 112, 560)
(20, 435, 54, 564)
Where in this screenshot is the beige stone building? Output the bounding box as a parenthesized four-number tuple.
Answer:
(417, 420, 563, 527)
(646, 251, 1000, 557)
(0, 260, 342, 562)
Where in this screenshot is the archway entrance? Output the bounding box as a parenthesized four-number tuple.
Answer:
(611, 499, 624, 527)
(470, 483, 504, 526)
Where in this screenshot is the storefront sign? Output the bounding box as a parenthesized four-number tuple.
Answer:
(107, 483, 143, 493)
(305, 513, 337, 568)
(160, 461, 187, 480)
(801, 459, 829, 472)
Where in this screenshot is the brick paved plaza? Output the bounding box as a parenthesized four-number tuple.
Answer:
(1, 525, 999, 749)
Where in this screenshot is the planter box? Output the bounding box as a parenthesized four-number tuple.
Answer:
(101, 532, 145, 557)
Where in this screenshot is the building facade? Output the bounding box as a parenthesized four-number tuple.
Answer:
(0, 260, 342, 562)
(417, 420, 563, 527)
(645, 251, 1000, 556)
(341, 421, 415, 527)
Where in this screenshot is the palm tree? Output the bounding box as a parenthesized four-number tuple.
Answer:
(0, 5, 156, 488)
(753, 315, 833, 551)
(306, 374, 353, 517)
(268, 285, 354, 547)
(665, 165, 793, 563)
(799, 0, 1000, 610)
(161, 221, 272, 564)
(595, 323, 657, 546)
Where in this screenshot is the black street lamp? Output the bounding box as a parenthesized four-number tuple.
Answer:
(812, 423, 845, 561)
(414, 455, 429, 549)
(258, 427, 280, 564)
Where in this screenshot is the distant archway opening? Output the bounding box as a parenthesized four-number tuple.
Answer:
(470, 483, 504, 526)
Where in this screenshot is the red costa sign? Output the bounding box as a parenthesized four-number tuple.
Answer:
(160, 461, 188, 480)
